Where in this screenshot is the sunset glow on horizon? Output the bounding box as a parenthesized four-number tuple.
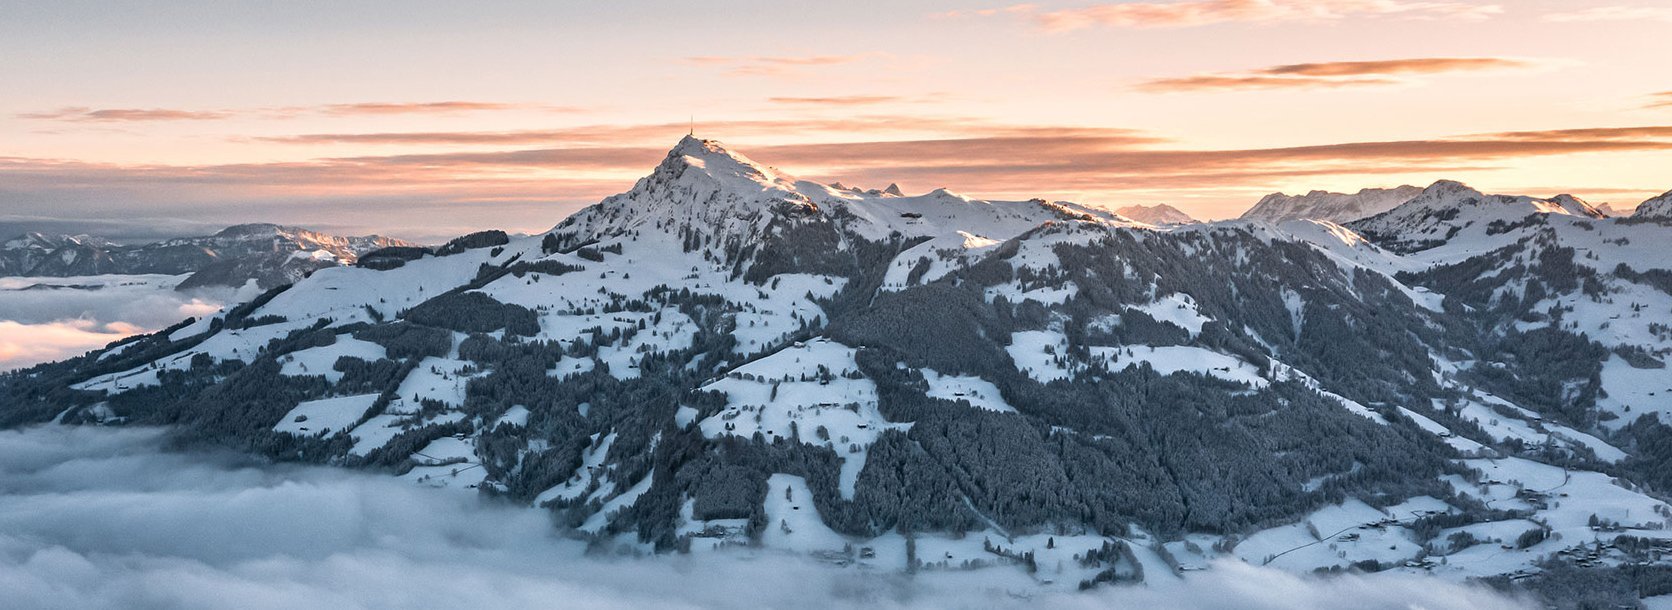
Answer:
(3, 0, 1669, 242)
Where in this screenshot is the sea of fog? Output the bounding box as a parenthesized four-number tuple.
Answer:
(0, 275, 246, 370)
(0, 425, 1529, 609)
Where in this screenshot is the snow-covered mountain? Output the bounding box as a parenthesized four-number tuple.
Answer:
(1240, 185, 1422, 224)
(0, 223, 411, 289)
(1350, 180, 1606, 254)
(547, 136, 1134, 250)
(1634, 189, 1672, 220)
(0, 232, 115, 276)
(1113, 203, 1198, 225)
(4, 137, 1671, 606)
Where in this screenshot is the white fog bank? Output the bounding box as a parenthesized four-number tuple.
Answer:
(0, 275, 243, 370)
(0, 426, 1529, 609)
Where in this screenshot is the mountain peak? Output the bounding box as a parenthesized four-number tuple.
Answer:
(1420, 179, 1480, 198)
(655, 136, 789, 193)
(1115, 203, 1198, 225)
(1547, 194, 1605, 218)
(547, 136, 820, 247)
(669, 133, 713, 156)
(214, 223, 290, 237)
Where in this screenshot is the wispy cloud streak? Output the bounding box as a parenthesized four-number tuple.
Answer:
(17, 101, 576, 123)
(17, 107, 234, 122)
(1139, 57, 1530, 91)
(959, 0, 1504, 31)
(1543, 5, 1672, 22)
(6, 123, 1670, 201)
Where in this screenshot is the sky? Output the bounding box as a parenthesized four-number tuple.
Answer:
(2, 0, 1670, 242)
(0, 424, 1528, 609)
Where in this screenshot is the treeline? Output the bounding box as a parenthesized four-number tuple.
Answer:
(402, 292, 540, 336)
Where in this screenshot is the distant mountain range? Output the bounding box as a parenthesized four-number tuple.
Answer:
(6, 137, 1672, 605)
(1114, 203, 1198, 225)
(0, 223, 411, 290)
(1239, 185, 1426, 224)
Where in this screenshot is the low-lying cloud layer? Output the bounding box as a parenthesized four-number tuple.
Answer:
(0, 319, 140, 372)
(0, 276, 236, 371)
(0, 425, 1530, 609)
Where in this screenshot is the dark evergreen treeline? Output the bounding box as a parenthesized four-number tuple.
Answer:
(402, 292, 540, 337)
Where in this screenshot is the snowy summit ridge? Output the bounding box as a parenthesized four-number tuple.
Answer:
(548, 136, 1140, 255)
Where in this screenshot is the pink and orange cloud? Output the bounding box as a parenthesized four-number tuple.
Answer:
(16, 101, 576, 123)
(1543, 5, 1672, 22)
(7, 122, 1671, 204)
(17, 107, 234, 122)
(313, 101, 576, 116)
(955, 0, 1504, 31)
(1138, 57, 1531, 91)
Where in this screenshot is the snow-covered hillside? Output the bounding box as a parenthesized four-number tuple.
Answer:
(5, 136, 1672, 606)
(1635, 190, 1672, 220)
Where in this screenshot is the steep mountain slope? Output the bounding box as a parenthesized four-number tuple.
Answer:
(1113, 203, 1197, 225)
(1241, 185, 1422, 224)
(4, 137, 1671, 601)
(0, 223, 410, 289)
(1634, 190, 1672, 220)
